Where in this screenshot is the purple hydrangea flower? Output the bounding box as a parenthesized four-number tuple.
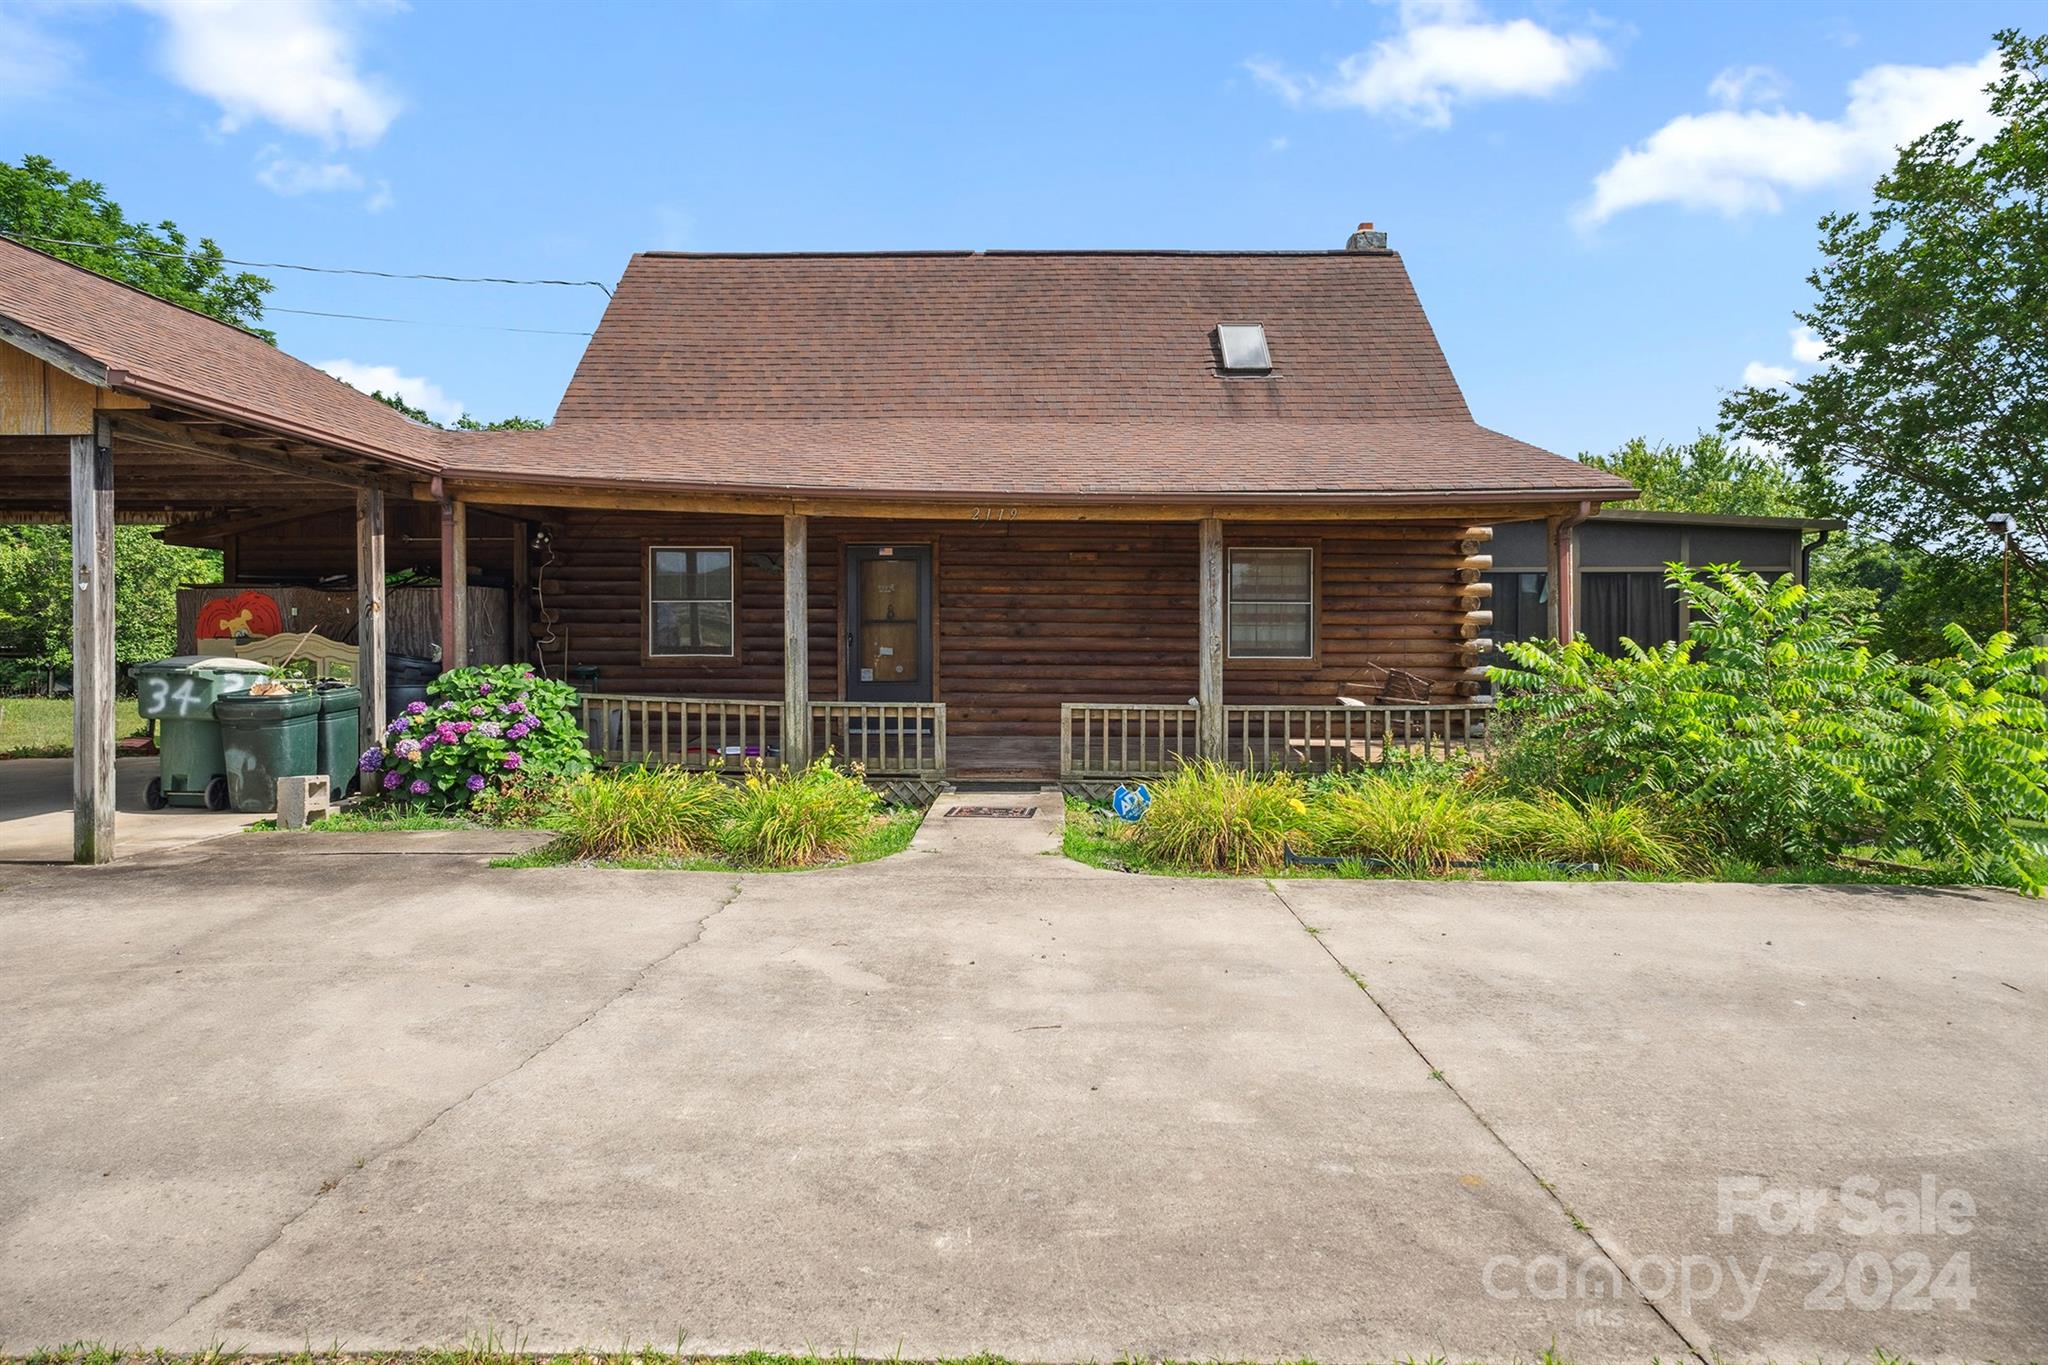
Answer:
(409, 778, 431, 796)
(477, 721, 503, 739)
(466, 773, 488, 793)
(479, 681, 493, 695)
(386, 717, 406, 735)
(453, 721, 473, 735)
(358, 748, 383, 773)
(381, 770, 403, 791)
(470, 705, 487, 717)
(506, 721, 531, 740)
(502, 752, 523, 770)
(435, 723, 460, 744)
(395, 738, 422, 760)
(406, 701, 427, 715)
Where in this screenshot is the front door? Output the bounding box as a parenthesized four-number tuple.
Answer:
(845, 544, 933, 701)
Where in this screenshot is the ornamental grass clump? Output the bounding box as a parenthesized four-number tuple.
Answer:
(1306, 774, 1500, 874)
(558, 766, 727, 859)
(719, 757, 882, 867)
(1488, 790, 1690, 874)
(1130, 760, 1306, 873)
(359, 663, 591, 806)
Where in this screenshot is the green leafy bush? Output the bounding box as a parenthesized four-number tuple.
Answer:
(1307, 774, 1499, 873)
(558, 766, 728, 860)
(1492, 567, 2048, 890)
(1131, 760, 1307, 873)
(719, 758, 882, 867)
(361, 664, 591, 805)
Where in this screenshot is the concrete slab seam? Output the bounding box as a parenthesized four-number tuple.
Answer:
(154, 877, 750, 1338)
(1261, 878, 1711, 1365)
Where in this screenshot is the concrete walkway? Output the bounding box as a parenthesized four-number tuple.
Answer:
(0, 801, 2041, 1363)
(0, 756, 253, 863)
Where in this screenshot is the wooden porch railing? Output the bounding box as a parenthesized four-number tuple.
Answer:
(808, 701, 947, 776)
(1228, 702, 1492, 771)
(580, 693, 783, 768)
(1059, 703, 1199, 780)
(1057, 700, 1494, 780)
(579, 693, 947, 778)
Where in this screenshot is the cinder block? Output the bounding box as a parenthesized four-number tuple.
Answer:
(276, 775, 331, 830)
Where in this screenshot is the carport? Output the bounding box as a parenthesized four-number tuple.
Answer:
(0, 238, 478, 862)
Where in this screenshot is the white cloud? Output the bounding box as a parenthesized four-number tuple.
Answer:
(318, 360, 463, 426)
(1789, 324, 1831, 365)
(255, 148, 365, 195)
(0, 4, 79, 101)
(130, 0, 399, 146)
(1742, 360, 1796, 388)
(1708, 64, 1787, 108)
(1581, 49, 2002, 226)
(1249, 0, 1610, 129)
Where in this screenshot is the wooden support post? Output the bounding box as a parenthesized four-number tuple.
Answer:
(1554, 515, 1580, 639)
(438, 496, 468, 670)
(71, 415, 114, 865)
(509, 520, 531, 668)
(1544, 514, 1565, 639)
(356, 488, 388, 773)
(782, 513, 811, 769)
(1197, 516, 1225, 762)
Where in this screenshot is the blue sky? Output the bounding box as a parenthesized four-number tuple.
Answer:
(2, 0, 2036, 453)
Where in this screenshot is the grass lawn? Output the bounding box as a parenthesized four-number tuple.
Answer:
(492, 802, 926, 872)
(1061, 798, 1955, 887)
(0, 697, 146, 759)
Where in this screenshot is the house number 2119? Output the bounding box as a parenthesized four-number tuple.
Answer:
(969, 506, 1019, 522)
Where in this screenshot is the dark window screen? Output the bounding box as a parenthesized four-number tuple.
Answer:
(1582, 572, 1681, 654)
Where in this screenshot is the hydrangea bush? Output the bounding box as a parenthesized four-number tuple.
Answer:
(358, 663, 591, 805)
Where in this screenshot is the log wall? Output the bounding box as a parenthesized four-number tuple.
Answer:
(529, 512, 1490, 738)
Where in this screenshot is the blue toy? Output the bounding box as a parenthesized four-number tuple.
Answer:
(1110, 783, 1152, 822)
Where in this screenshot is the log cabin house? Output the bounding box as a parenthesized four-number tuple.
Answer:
(0, 225, 1633, 860)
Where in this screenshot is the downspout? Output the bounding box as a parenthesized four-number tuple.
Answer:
(1799, 526, 1834, 585)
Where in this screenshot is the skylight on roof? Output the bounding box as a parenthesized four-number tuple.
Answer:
(1214, 323, 1271, 375)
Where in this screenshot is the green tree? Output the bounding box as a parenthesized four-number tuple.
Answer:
(1722, 29, 2048, 593)
(1579, 434, 1807, 517)
(0, 526, 219, 686)
(0, 154, 273, 337)
(365, 389, 547, 431)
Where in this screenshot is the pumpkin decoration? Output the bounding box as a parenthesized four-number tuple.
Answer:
(195, 590, 284, 641)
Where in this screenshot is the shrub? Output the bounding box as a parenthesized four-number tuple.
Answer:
(467, 772, 573, 829)
(360, 663, 591, 805)
(1491, 568, 2048, 891)
(719, 757, 882, 867)
(558, 766, 728, 859)
(1307, 775, 1499, 873)
(1130, 760, 1306, 873)
(1489, 790, 1689, 874)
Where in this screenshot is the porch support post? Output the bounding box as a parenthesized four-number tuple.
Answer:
(438, 495, 468, 671)
(1544, 514, 1565, 639)
(356, 488, 388, 772)
(1197, 515, 1225, 763)
(509, 519, 531, 667)
(1546, 506, 1586, 640)
(71, 415, 115, 865)
(782, 513, 811, 769)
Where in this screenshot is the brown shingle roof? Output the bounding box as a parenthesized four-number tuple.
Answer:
(558, 250, 1476, 422)
(441, 417, 1623, 501)
(0, 236, 440, 468)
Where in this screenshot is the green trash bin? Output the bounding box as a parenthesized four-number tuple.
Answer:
(213, 691, 321, 813)
(314, 683, 363, 796)
(130, 656, 276, 810)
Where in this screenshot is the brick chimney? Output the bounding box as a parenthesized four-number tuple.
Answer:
(1346, 221, 1389, 251)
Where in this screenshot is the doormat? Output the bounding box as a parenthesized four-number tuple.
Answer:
(946, 805, 1038, 818)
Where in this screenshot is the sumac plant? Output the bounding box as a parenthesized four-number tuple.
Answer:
(359, 663, 591, 805)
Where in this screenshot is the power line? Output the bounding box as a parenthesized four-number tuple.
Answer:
(267, 305, 592, 337)
(1, 230, 614, 296)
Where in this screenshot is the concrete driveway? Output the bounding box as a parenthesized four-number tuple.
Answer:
(0, 798, 2042, 1363)
(0, 756, 253, 863)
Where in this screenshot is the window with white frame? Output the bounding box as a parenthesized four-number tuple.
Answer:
(647, 545, 735, 657)
(1227, 547, 1314, 659)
